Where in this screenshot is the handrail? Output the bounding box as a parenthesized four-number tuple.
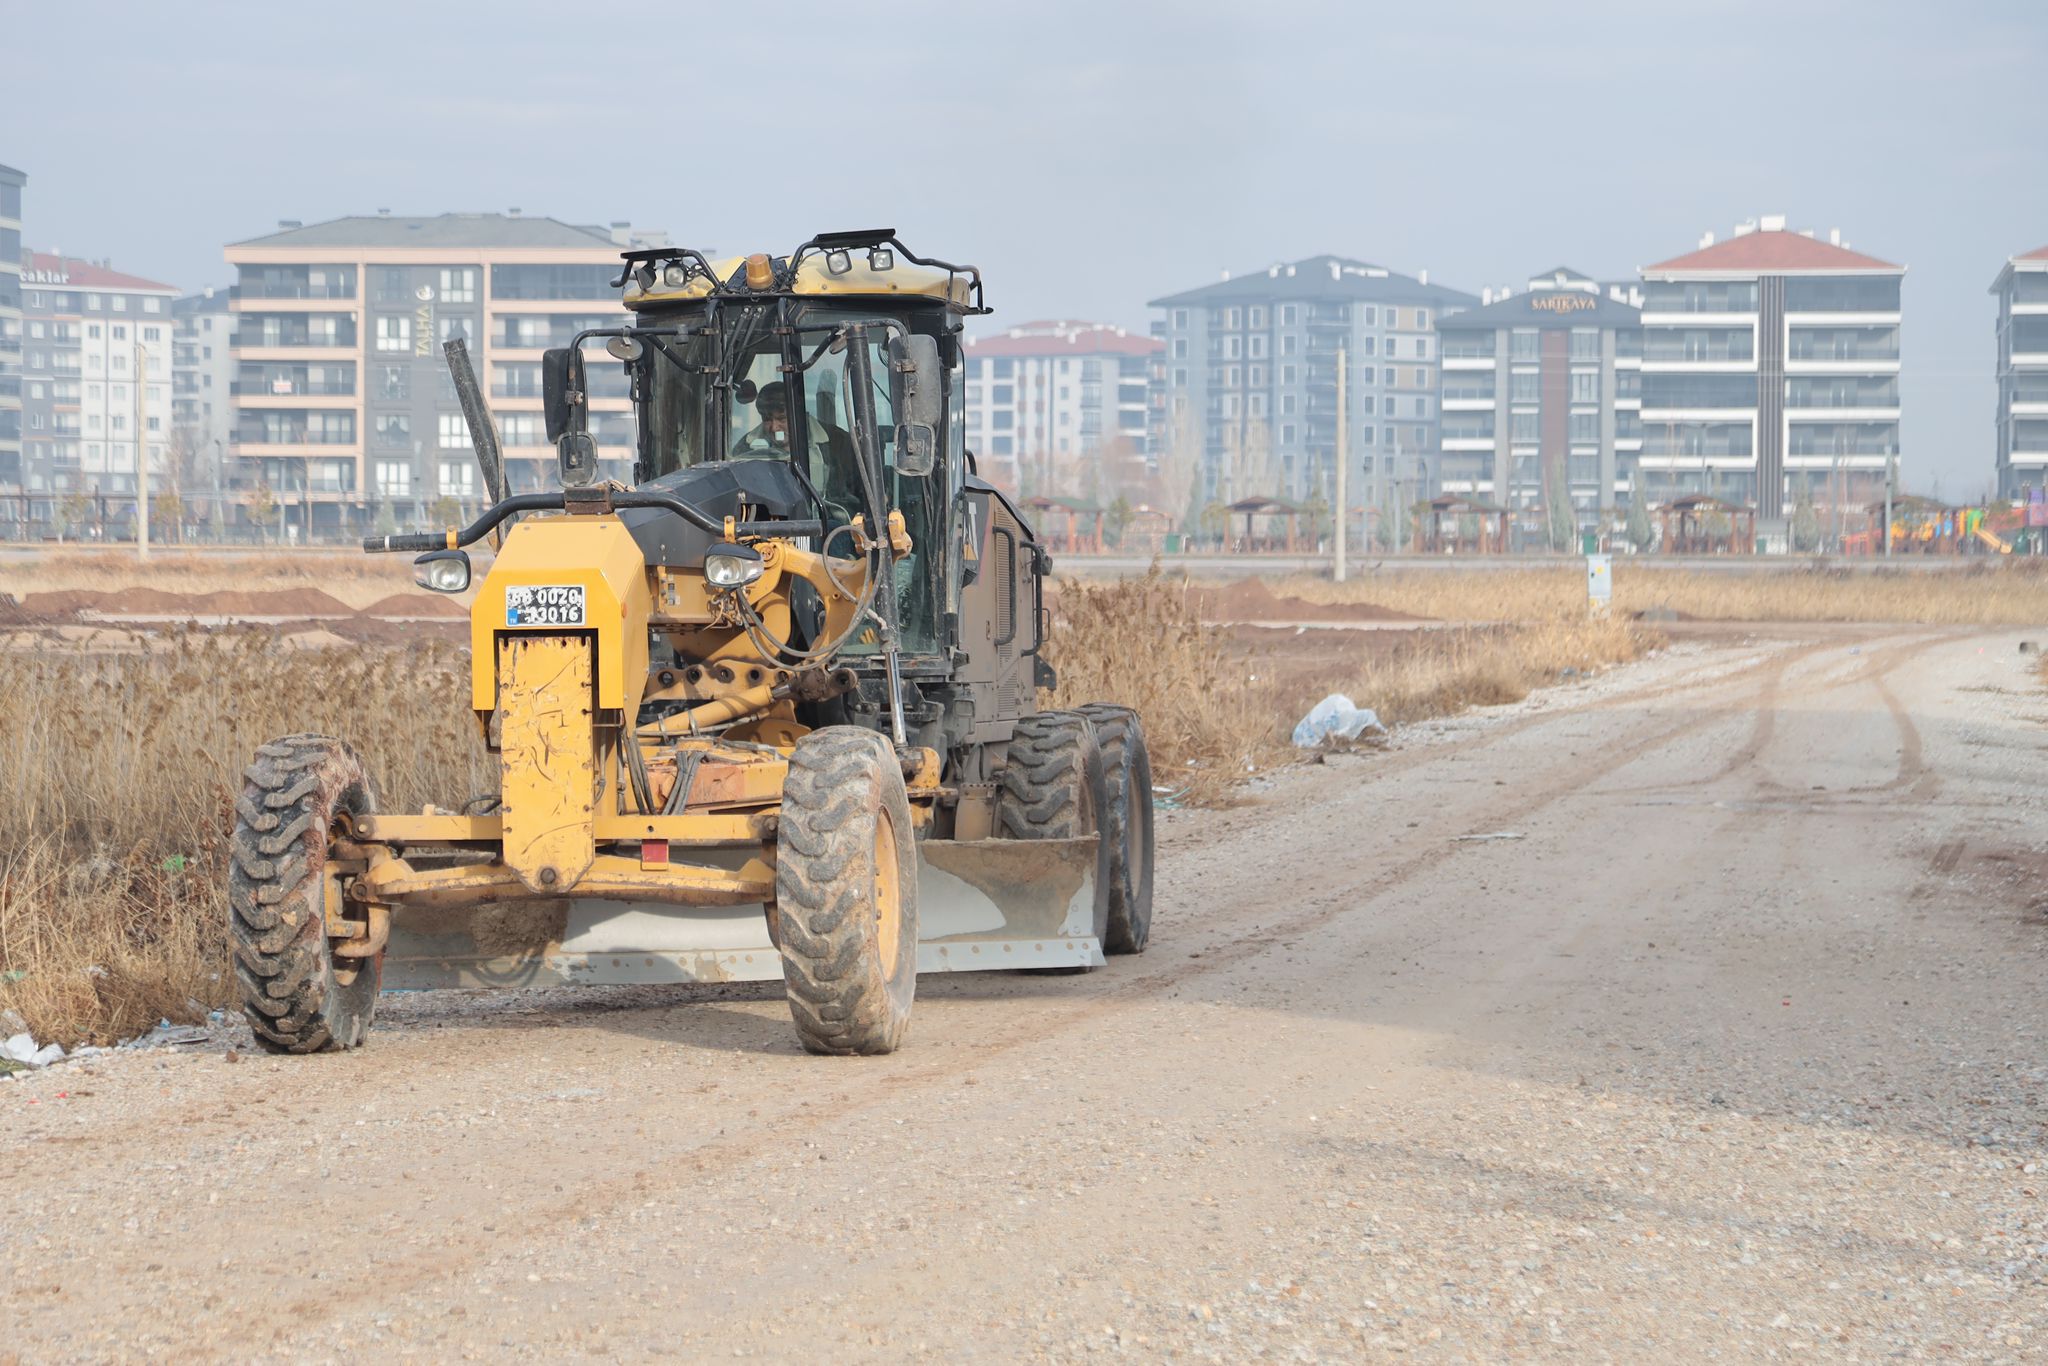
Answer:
(363, 489, 823, 554)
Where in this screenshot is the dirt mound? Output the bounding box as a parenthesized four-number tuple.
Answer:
(189, 588, 355, 616)
(17, 587, 355, 617)
(1191, 579, 1425, 623)
(0, 594, 73, 624)
(359, 592, 469, 619)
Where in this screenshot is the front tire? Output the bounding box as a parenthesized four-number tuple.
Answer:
(775, 727, 919, 1055)
(229, 734, 381, 1054)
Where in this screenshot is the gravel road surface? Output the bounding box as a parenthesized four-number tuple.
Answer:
(4, 625, 2044, 1361)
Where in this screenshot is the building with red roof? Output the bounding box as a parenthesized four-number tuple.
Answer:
(16, 250, 180, 527)
(1638, 218, 1904, 531)
(962, 320, 1161, 498)
(1990, 246, 2048, 496)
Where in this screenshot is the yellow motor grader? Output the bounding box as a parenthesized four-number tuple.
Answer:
(229, 231, 1152, 1055)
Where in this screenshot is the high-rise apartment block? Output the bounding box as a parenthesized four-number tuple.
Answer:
(1991, 245, 2048, 498)
(172, 286, 234, 516)
(223, 212, 661, 536)
(1150, 257, 1475, 507)
(961, 320, 1160, 497)
(1638, 218, 1902, 521)
(17, 252, 179, 518)
(0, 164, 23, 497)
(1432, 269, 1643, 526)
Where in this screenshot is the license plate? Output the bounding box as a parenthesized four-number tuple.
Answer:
(504, 584, 586, 627)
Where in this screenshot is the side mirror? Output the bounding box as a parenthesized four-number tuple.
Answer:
(541, 347, 584, 441)
(886, 333, 943, 431)
(894, 423, 936, 477)
(556, 431, 599, 488)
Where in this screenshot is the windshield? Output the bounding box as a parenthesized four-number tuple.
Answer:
(631, 301, 949, 657)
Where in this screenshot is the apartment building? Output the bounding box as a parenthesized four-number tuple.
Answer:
(1150, 256, 1475, 507)
(0, 164, 23, 496)
(224, 211, 662, 536)
(1433, 268, 1643, 527)
(1991, 245, 2048, 497)
(17, 253, 178, 522)
(172, 286, 234, 517)
(1638, 218, 1903, 525)
(961, 320, 1160, 498)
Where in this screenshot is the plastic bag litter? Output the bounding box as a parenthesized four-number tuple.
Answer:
(1291, 693, 1388, 748)
(2, 1032, 65, 1068)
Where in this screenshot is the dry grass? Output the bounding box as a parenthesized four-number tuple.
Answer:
(0, 630, 488, 1046)
(2, 548, 431, 609)
(1270, 561, 2048, 626)
(1047, 569, 1655, 803)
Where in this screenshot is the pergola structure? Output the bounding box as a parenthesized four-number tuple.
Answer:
(1123, 505, 1175, 555)
(1657, 494, 1756, 554)
(1223, 496, 1305, 553)
(1414, 495, 1510, 554)
(1021, 495, 1105, 554)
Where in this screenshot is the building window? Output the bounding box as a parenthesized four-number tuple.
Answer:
(439, 268, 477, 304)
(1511, 413, 1539, 443)
(375, 461, 412, 497)
(1173, 309, 1188, 329)
(439, 316, 475, 345)
(439, 413, 470, 448)
(1511, 371, 1539, 403)
(1359, 337, 1375, 356)
(1282, 423, 1296, 443)
(375, 414, 411, 448)
(1569, 329, 1600, 361)
(143, 298, 161, 313)
(1282, 394, 1296, 415)
(1360, 306, 1376, 326)
(499, 413, 539, 446)
(112, 296, 127, 312)
(1381, 395, 1396, 416)
(376, 316, 412, 353)
(1510, 329, 1539, 361)
(1570, 371, 1599, 404)
(1412, 397, 1428, 418)
(439, 461, 477, 496)
(1569, 412, 1599, 443)
(1382, 368, 1395, 386)
(142, 326, 161, 343)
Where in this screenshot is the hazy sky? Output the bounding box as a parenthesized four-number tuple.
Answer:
(7, 0, 2044, 496)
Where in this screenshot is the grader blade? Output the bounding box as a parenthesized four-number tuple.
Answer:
(377, 836, 1102, 990)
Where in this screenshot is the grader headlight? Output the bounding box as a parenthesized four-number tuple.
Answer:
(412, 549, 472, 594)
(703, 542, 765, 590)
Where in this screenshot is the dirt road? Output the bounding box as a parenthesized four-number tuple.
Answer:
(5, 626, 2045, 1361)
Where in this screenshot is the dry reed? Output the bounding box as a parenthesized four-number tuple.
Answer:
(1047, 569, 1655, 803)
(0, 630, 489, 1045)
(1271, 561, 2048, 625)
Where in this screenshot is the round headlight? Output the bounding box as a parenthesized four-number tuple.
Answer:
(412, 551, 471, 594)
(704, 553, 764, 589)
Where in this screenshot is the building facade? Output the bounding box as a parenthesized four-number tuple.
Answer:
(1639, 218, 1902, 523)
(961, 320, 1160, 498)
(1149, 256, 1476, 509)
(1433, 268, 1643, 528)
(17, 253, 179, 528)
(1991, 245, 2048, 498)
(223, 212, 662, 537)
(172, 286, 234, 522)
(0, 164, 23, 498)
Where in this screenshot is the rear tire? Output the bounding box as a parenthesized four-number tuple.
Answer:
(229, 734, 381, 1054)
(775, 727, 918, 1055)
(1077, 704, 1155, 955)
(999, 710, 1112, 963)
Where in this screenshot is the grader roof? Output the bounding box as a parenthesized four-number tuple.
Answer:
(622, 229, 986, 313)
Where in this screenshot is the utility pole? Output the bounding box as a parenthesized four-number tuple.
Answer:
(1883, 445, 1896, 558)
(134, 342, 150, 561)
(1334, 341, 1348, 581)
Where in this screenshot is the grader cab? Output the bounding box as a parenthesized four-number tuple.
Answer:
(229, 231, 1153, 1055)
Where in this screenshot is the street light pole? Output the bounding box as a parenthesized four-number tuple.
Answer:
(1334, 341, 1348, 582)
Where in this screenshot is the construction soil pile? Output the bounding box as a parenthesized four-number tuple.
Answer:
(1187, 578, 1425, 623)
(6, 587, 447, 620)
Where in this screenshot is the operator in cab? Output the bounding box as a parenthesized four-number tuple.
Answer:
(733, 379, 864, 529)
